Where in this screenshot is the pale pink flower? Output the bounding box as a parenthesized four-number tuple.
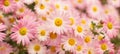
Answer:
(10, 18, 38, 45)
(47, 11, 70, 34)
(103, 17, 120, 38)
(108, 0, 120, 8)
(95, 39, 114, 54)
(23, 0, 34, 5)
(0, 0, 16, 13)
(47, 45, 58, 54)
(0, 42, 13, 54)
(27, 40, 47, 54)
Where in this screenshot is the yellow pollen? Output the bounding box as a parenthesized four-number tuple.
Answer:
(9, 18, 15, 23)
(77, 0, 83, 3)
(34, 44, 40, 51)
(90, 24, 94, 30)
(68, 38, 75, 46)
(101, 43, 107, 50)
(50, 32, 57, 39)
(77, 26, 83, 33)
(64, 6, 68, 10)
(69, 17, 75, 25)
(54, 18, 63, 27)
(39, 4, 45, 10)
(55, 4, 60, 9)
(88, 50, 92, 54)
(107, 22, 113, 29)
(41, 16, 47, 21)
(50, 46, 56, 52)
(0, 15, 3, 19)
(81, 19, 86, 24)
(76, 45, 82, 51)
(19, 27, 27, 36)
(45, 0, 49, 2)
(92, 6, 98, 12)
(15, 0, 19, 2)
(84, 36, 91, 43)
(105, 10, 109, 14)
(98, 35, 104, 40)
(35, 0, 39, 4)
(19, 8, 24, 13)
(4, 0, 10, 6)
(40, 30, 46, 36)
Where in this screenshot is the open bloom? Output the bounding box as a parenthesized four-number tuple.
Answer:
(27, 40, 46, 54)
(47, 11, 70, 34)
(10, 18, 38, 45)
(103, 17, 120, 38)
(0, 42, 13, 54)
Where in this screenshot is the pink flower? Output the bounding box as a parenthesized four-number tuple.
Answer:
(95, 39, 114, 54)
(103, 17, 120, 38)
(0, 0, 16, 13)
(27, 40, 47, 54)
(0, 23, 6, 41)
(0, 42, 13, 54)
(47, 11, 70, 34)
(108, 0, 120, 8)
(10, 18, 38, 45)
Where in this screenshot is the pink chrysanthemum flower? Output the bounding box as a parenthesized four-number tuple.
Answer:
(61, 31, 78, 52)
(0, 0, 16, 13)
(86, 2, 103, 19)
(0, 42, 13, 54)
(13, 0, 24, 8)
(47, 11, 70, 34)
(103, 17, 120, 38)
(10, 18, 38, 45)
(23, 0, 34, 5)
(0, 23, 6, 41)
(108, 0, 120, 8)
(47, 45, 59, 54)
(27, 40, 47, 54)
(95, 39, 114, 54)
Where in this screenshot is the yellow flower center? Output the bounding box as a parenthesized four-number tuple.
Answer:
(81, 19, 86, 24)
(76, 45, 82, 51)
(68, 38, 75, 46)
(54, 18, 63, 27)
(107, 22, 113, 29)
(90, 23, 94, 30)
(0, 46, 6, 51)
(92, 6, 98, 12)
(34, 44, 40, 51)
(55, 4, 60, 9)
(50, 32, 57, 39)
(77, 0, 83, 3)
(104, 10, 109, 14)
(4, 0, 10, 6)
(45, 0, 49, 2)
(15, 0, 19, 2)
(88, 49, 92, 54)
(101, 43, 107, 50)
(69, 17, 75, 25)
(98, 35, 104, 40)
(40, 30, 46, 36)
(84, 36, 91, 43)
(50, 46, 56, 52)
(64, 6, 68, 10)
(77, 26, 83, 33)
(9, 18, 15, 23)
(39, 4, 45, 10)
(19, 8, 24, 13)
(19, 27, 27, 36)
(41, 16, 47, 21)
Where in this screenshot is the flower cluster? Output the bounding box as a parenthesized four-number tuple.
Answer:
(0, 0, 120, 54)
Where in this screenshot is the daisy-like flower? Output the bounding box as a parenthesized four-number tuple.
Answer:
(47, 45, 59, 54)
(83, 32, 94, 44)
(10, 18, 37, 45)
(62, 31, 78, 52)
(47, 11, 70, 34)
(13, 0, 24, 8)
(34, 1, 51, 15)
(108, 0, 120, 8)
(103, 17, 120, 38)
(86, 2, 103, 19)
(27, 40, 47, 54)
(0, 42, 13, 54)
(95, 39, 114, 54)
(0, 23, 6, 41)
(36, 24, 49, 41)
(23, 0, 34, 5)
(0, 0, 16, 13)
